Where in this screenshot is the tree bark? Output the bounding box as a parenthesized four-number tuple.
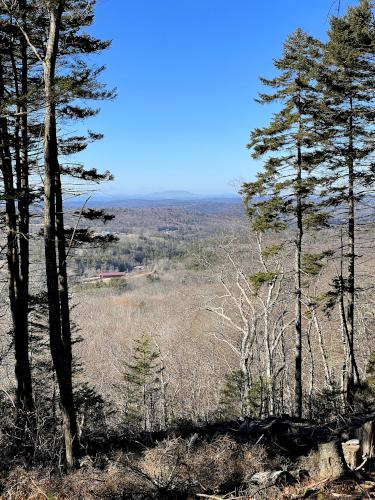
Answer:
(18, 0, 32, 410)
(43, 0, 78, 471)
(0, 52, 33, 422)
(311, 306, 333, 388)
(55, 170, 79, 464)
(294, 117, 303, 418)
(346, 95, 359, 402)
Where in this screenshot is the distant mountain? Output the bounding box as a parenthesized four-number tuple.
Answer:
(122, 190, 239, 201)
(64, 191, 241, 208)
(144, 190, 199, 200)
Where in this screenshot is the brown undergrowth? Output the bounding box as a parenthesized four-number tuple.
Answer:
(0, 437, 277, 499)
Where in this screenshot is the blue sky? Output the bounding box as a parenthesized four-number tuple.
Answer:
(76, 0, 357, 196)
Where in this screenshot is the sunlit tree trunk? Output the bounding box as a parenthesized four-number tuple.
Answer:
(43, 0, 78, 470)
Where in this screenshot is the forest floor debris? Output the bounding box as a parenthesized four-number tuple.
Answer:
(1, 414, 375, 499)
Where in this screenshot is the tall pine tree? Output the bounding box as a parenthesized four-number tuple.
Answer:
(242, 29, 327, 417)
(317, 0, 375, 401)
(1, 0, 115, 469)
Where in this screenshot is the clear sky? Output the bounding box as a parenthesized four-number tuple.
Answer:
(75, 0, 357, 196)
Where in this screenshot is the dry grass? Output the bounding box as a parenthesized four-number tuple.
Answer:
(3, 440, 375, 500)
(0, 439, 273, 499)
(132, 436, 269, 496)
(0, 462, 150, 500)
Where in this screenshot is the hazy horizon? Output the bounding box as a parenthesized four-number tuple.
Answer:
(73, 0, 357, 195)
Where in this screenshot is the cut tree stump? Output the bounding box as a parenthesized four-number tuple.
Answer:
(318, 441, 347, 478)
(360, 420, 375, 459)
(342, 439, 360, 470)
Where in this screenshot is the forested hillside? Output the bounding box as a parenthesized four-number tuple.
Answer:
(0, 1, 374, 499)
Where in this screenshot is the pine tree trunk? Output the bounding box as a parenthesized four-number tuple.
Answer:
(18, 0, 32, 416)
(0, 54, 33, 422)
(55, 171, 79, 459)
(16, 0, 34, 420)
(339, 229, 349, 410)
(43, 0, 78, 471)
(346, 96, 359, 402)
(294, 130, 303, 418)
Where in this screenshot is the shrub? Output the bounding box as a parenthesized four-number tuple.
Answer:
(134, 436, 268, 496)
(147, 272, 160, 282)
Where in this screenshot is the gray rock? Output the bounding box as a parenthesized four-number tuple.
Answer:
(249, 470, 297, 488)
